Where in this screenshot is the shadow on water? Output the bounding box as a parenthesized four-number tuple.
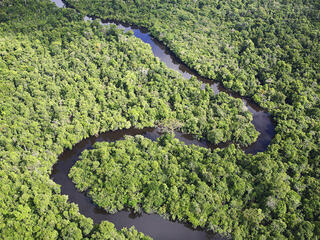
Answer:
(50, 0, 275, 239)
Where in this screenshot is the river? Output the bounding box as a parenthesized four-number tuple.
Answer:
(50, 0, 275, 239)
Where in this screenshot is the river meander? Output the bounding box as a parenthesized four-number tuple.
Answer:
(50, 0, 275, 239)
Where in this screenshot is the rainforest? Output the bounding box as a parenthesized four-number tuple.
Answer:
(0, 0, 319, 239)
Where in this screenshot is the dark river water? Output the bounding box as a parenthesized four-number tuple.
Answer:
(50, 0, 275, 239)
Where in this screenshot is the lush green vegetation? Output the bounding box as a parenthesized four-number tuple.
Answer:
(63, 0, 320, 239)
(0, 0, 259, 239)
(65, 0, 320, 107)
(0, 0, 319, 239)
(69, 134, 259, 235)
(70, 131, 320, 239)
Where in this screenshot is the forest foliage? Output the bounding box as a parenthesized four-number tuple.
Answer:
(63, 0, 320, 239)
(0, 0, 257, 239)
(70, 134, 261, 235)
(0, 0, 319, 239)
(65, 0, 320, 109)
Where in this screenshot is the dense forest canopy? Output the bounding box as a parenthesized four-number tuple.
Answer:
(65, 0, 320, 108)
(69, 134, 264, 236)
(0, 0, 256, 239)
(63, 0, 320, 238)
(0, 0, 319, 239)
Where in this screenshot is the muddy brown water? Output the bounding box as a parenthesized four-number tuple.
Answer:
(50, 0, 275, 239)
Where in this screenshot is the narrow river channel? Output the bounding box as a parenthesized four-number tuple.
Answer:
(50, 0, 275, 239)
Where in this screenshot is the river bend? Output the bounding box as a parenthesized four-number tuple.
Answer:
(50, 0, 275, 239)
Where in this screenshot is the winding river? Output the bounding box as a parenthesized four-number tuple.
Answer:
(50, 0, 275, 239)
